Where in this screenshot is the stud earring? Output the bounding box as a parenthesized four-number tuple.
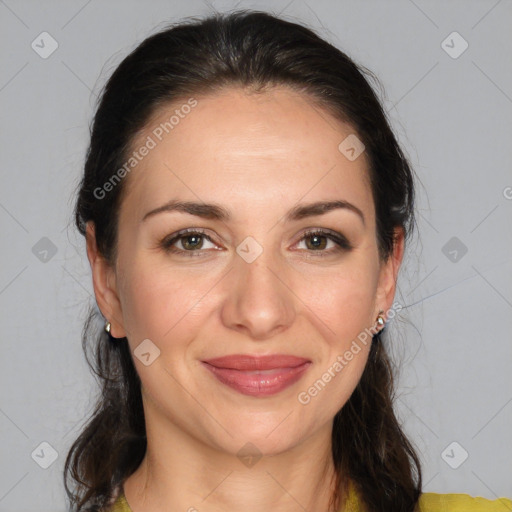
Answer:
(376, 310, 385, 330)
(104, 321, 112, 334)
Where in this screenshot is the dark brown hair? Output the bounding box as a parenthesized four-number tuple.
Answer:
(66, 9, 421, 512)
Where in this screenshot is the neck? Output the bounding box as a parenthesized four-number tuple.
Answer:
(123, 401, 342, 512)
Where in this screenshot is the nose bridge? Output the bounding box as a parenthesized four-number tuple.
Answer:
(239, 246, 280, 294)
(221, 237, 295, 338)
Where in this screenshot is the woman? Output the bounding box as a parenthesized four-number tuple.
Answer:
(65, 10, 511, 512)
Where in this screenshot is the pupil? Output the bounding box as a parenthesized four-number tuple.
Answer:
(308, 235, 326, 250)
(184, 235, 202, 250)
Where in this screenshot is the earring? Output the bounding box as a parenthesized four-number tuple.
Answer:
(376, 310, 385, 330)
(104, 321, 112, 334)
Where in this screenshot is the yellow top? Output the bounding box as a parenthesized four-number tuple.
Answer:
(108, 482, 512, 511)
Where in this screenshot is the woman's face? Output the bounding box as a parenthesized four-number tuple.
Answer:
(89, 86, 402, 457)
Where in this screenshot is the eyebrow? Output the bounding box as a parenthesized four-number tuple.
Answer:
(141, 199, 365, 225)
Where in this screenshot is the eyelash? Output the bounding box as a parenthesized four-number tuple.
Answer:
(160, 228, 352, 258)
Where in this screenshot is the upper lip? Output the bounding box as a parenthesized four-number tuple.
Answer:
(202, 354, 311, 371)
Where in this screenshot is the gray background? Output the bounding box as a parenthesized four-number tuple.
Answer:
(1, 0, 511, 510)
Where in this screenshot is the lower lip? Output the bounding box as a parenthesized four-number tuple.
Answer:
(201, 362, 311, 397)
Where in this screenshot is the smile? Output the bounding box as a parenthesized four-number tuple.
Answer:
(201, 354, 312, 397)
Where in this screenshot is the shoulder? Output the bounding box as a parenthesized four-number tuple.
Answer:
(346, 481, 511, 512)
(106, 489, 512, 512)
(418, 492, 512, 511)
(105, 493, 131, 512)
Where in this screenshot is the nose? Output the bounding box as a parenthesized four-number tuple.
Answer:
(220, 247, 296, 340)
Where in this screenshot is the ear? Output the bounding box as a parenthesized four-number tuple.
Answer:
(375, 227, 405, 319)
(85, 221, 127, 338)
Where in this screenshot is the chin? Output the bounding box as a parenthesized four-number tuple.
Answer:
(206, 418, 306, 460)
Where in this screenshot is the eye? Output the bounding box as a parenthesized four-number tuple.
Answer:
(159, 227, 352, 258)
(160, 228, 219, 256)
(295, 229, 352, 256)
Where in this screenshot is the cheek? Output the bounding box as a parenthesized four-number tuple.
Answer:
(302, 259, 380, 345)
(295, 270, 375, 425)
(118, 257, 219, 346)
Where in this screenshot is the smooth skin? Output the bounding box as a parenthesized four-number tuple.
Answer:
(86, 86, 404, 512)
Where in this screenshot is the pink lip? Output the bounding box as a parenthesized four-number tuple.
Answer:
(201, 354, 311, 397)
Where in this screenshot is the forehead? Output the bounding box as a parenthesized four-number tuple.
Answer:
(119, 86, 374, 225)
